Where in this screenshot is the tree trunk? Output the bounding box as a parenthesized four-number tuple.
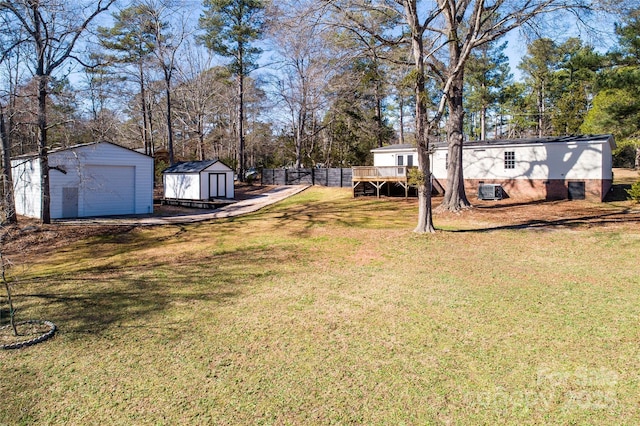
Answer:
(438, 72, 471, 212)
(480, 105, 486, 140)
(538, 82, 545, 138)
(398, 95, 405, 145)
(0, 107, 17, 225)
(165, 72, 175, 165)
(38, 76, 51, 224)
(238, 72, 245, 181)
(198, 119, 205, 161)
(32, 5, 51, 225)
(635, 147, 640, 170)
(1, 250, 17, 336)
(406, 5, 434, 233)
(139, 62, 151, 156)
(414, 124, 435, 234)
(147, 97, 155, 156)
(295, 117, 303, 169)
(375, 79, 383, 148)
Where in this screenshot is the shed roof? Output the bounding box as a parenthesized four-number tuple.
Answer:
(163, 160, 228, 174)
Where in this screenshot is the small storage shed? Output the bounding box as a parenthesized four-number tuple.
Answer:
(163, 160, 234, 201)
(11, 141, 154, 219)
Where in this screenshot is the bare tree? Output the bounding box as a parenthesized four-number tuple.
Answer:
(173, 44, 232, 161)
(268, 1, 338, 168)
(0, 0, 116, 224)
(327, 0, 616, 231)
(98, 4, 157, 154)
(145, 1, 191, 165)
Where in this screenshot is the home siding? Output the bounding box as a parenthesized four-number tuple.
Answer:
(391, 136, 614, 202)
(373, 150, 416, 167)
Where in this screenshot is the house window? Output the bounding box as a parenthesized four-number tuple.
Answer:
(397, 155, 404, 166)
(504, 151, 515, 169)
(407, 155, 414, 167)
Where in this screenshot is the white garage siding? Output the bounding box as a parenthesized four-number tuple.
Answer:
(11, 157, 42, 218)
(12, 142, 154, 219)
(82, 165, 136, 216)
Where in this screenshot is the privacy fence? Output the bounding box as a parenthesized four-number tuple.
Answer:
(260, 168, 352, 187)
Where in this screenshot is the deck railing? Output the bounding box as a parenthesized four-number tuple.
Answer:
(352, 166, 414, 180)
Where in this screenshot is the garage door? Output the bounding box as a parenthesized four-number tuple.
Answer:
(82, 165, 135, 217)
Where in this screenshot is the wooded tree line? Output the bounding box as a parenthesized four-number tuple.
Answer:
(0, 0, 638, 229)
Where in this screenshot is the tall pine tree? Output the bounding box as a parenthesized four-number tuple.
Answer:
(199, 0, 265, 181)
(465, 41, 511, 140)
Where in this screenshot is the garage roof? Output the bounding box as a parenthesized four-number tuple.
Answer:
(11, 141, 153, 160)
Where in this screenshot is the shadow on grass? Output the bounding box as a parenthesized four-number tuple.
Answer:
(16, 244, 288, 341)
(473, 198, 552, 210)
(605, 183, 633, 202)
(448, 207, 640, 233)
(250, 197, 414, 236)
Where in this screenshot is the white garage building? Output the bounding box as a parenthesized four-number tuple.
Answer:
(12, 142, 154, 219)
(162, 160, 234, 201)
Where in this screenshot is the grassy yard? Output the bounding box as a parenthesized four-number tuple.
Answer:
(2, 186, 640, 425)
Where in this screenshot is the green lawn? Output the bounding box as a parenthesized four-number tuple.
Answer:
(2, 187, 640, 425)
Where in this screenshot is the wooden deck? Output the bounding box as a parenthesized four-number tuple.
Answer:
(352, 166, 414, 197)
(352, 166, 414, 181)
(160, 198, 236, 209)
(351, 166, 445, 197)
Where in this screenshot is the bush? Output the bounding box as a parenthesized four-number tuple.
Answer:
(613, 139, 640, 168)
(627, 181, 640, 203)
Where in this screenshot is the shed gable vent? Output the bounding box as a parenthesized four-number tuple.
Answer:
(478, 184, 503, 200)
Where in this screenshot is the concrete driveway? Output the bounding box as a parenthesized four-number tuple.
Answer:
(56, 185, 309, 226)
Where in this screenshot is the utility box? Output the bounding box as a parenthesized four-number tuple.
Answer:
(478, 183, 503, 200)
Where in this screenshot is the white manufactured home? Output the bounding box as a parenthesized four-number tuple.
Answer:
(162, 160, 234, 201)
(11, 142, 154, 219)
(354, 135, 616, 201)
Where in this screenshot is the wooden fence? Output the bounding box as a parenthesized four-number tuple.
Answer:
(260, 168, 353, 187)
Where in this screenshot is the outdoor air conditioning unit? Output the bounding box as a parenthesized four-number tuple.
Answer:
(478, 183, 503, 200)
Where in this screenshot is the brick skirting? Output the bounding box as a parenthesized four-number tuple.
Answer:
(435, 178, 612, 202)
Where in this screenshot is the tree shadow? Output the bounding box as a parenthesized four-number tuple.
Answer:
(605, 183, 632, 202)
(15, 244, 287, 341)
(258, 196, 413, 236)
(473, 198, 552, 210)
(446, 207, 640, 233)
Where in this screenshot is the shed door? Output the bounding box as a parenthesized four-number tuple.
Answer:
(83, 165, 136, 216)
(62, 187, 78, 218)
(209, 173, 227, 198)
